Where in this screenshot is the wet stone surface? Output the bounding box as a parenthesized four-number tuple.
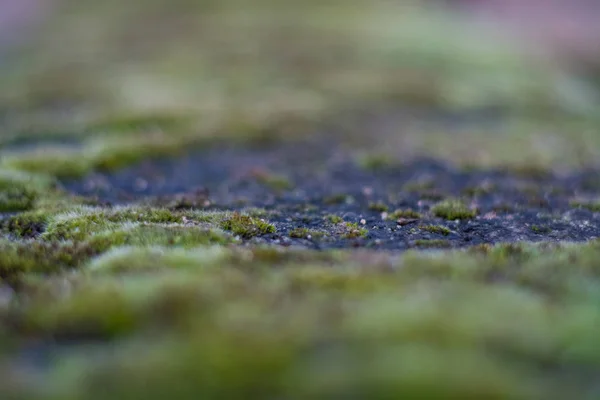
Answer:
(62, 137, 600, 250)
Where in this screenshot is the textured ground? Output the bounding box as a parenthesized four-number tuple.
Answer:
(1, 1, 600, 399)
(63, 132, 600, 250)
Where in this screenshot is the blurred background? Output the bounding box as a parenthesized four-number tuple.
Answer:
(1, 0, 600, 169)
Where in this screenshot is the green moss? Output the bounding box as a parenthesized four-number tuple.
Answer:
(462, 184, 496, 197)
(0, 133, 197, 180)
(341, 222, 368, 239)
(85, 112, 193, 134)
(42, 207, 202, 241)
(420, 225, 451, 236)
(3, 2, 600, 397)
(1, 148, 92, 179)
(87, 225, 233, 250)
(402, 180, 436, 193)
(243, 208, 270, 218)
(2, 241, 600, 398)
(0, 210, 50, 238)
(357, 153, 394, 171)
(91, 135, 188, 172)
(388, 209, 422, 220)
(220, 212, 276, 239)
(0, 187, 36, 212)
(88, 246, 230, 274)
(0, 240, 100, 282)
(21, 284, 140, 340)
(493, 204, 516, 214)
(289, 228, 324, 240)
(368, 202, 389, 212)
(326, 214, 344, 224)
(414, 239, 452, 248)
(570, 200, 600, 213)
(509, 165, 554, 180)
(0, 169, 56, 211)
(324, 194, 353, 205)
(252, 172, 293, 192)
(431, 199, 477, 220)
(530, 225, 552, 234)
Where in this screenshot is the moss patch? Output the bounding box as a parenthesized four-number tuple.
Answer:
(431, 199, 477, 220)
(368, 202, 389, 212)
(571, 200, 600, 213)
(420, 225, 451, 236)
(289, 228, 325, 240)
(414, 239, 452, 248)
(2, 242, 600, 398)
(2, 1, 600, 398)
(341, 222, 369, 239)
(0, 169, 56, 212)
(0, 240, 100, 283)
(388, 209, 422, 220)
(220, 212, 276, 239)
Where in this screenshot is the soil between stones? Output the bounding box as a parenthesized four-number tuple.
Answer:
(61, 136, 600, 250)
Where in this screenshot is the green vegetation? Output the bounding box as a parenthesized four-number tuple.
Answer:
(1, 1, 600, 398)
(402, 180, 437, 193)
(414, 239, 452, 248)
(571, 200, 600, 213)
(324, 194, 353, 205)
(357, 153, 395, 171)
(462, 184, 496, 197)
(0, 239, 100, 282)
(326, 214, 344, 224)
(0, 210, 49, 238)
(388, 209, 422, 220)
(368, 202, 389, 212)
(531, 225, 552, 234)
(0, 187, 36, 212)
(341, 222, 369, 239)
(432, 199, 477, 220)
(289, 227, 324, 240)
(420, 225, 451, 236)
(255, 174, 293, 192)
(220, 212, 276, 239)
(1, 241, 600, 398)
(0, 169, 56, 211)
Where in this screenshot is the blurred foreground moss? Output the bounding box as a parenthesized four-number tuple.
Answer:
(0, 242, 599, 399)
